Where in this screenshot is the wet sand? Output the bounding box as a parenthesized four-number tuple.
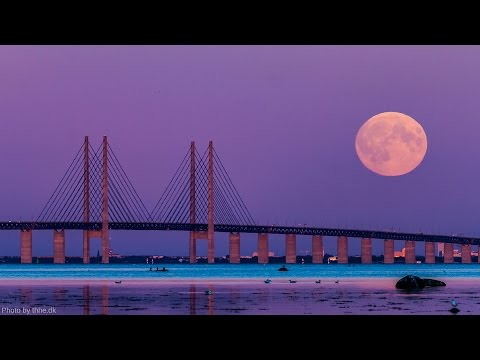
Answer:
(0, 277, 479, 315)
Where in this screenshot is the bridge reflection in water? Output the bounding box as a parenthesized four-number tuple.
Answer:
(82, 285, 109, 315)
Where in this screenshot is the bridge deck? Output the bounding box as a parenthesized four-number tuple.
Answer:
(1, 222, 478, 246)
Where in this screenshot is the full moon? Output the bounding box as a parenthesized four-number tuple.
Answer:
(355, 112, 427, 176)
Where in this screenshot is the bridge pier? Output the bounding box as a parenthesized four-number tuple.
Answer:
(312, 235, 323, 263)
(384, 239, 394, 264)
(444, 243, 454, 263)
(258, 233, 268, 264)
(361, 238, 372, 264)
(425, 242, 435, 264)
(337, 236, 348, 264)
(461, 244, 471, 263)
(286, 234, 296, 264)
(20, 229, 32, 264)
(405, 241, 416, 264)
(189, 231, 207, 263)
(53, 229, 65, 264)
(229, 232, 240, 263)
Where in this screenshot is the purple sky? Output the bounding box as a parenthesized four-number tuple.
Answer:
(1, 45, 480, 257)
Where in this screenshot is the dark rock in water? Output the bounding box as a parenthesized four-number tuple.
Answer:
(395, 275, 446, 290)
(278, 265, 289, 272)
(422, 278, 446, 287)
(396, 275, 423, 289)
(449, 307, 460, 314)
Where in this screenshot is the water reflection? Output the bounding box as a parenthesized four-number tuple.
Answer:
(2, 280, 471, 315)
(188, 284, 215, 315)
(83, 286, 90, 315)
(189, 285, 196, 315)
(207, 284, 214, 316)
(19, 287, 32, 305)
(82, 284, 109, 315)
(101, 285, 109, 315)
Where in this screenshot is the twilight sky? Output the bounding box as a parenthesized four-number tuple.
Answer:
(1, 45, 479, 257)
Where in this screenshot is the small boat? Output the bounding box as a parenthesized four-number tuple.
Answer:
(264, 279, 272, 284)
(115, 281, 122, 284)
(278, 265, 289, 272)
(335, 280, 339, 284)
(205, 290, 213, 295)
(289, 280, 297, 283)
(315, 280, 321, 284)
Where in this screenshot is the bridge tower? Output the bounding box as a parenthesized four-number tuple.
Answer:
(189, 141, 215, 263)
(101, 136, 109, 263)
(189, 141, 197, 263)
(207, 141, 214, 263)
(83, 136, 90, 263)
(82, 136, 109, 264)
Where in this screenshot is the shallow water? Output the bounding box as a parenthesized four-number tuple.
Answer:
(0, 279, 478, 315)
(0, 263, 479, 279)
(0, 263, 479, 315)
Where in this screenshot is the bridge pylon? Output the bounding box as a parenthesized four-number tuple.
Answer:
(189, 141, 215, 263)
(82, 136, 109, 264)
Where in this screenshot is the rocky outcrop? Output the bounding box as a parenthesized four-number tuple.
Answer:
(395, 275, 446, 290)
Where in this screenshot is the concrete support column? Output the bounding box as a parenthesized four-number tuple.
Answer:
(444, 243, 454, 263)
(405, 240, 416, 264)
(312, 235, 323, 264)
(229, 232, 240, 263)
(461, 244, 472, 264)
(53, 229, 65, 264)
(361, 238, 372, 264)
(286, 234, 296, 264)
(258, 233, 268, 264)
(20, 229, 32, 264)
(337, 236, 348, 264)
(425, 242, 435, 264)
(384, 239, 394, 264)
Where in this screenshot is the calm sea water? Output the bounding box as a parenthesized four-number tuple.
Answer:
(1, 264, 480, 315)
(0, 263, 479, 279)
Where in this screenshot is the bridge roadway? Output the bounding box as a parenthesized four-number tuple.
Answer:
(1, 222, 479, 246)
